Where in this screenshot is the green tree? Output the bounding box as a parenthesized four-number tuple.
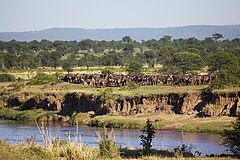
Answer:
(173, 52, 204, 74)
(140, 119, 156, 155)
(222, 117, 240, 156)
(143, 50, 155, 68)
(62, 61, 73, 75)
(210, 68, 240, 89)
(208, 52, 239, 72)
(157, 46, 177, 64)
(122, 43, 134, 54)
(122, 36, 132, 43)
(208, 52, 240, 89)
(159, 35, 172, 46)
(78, 39, 94, 51)
(126, 61, 143, 75)
(212, 33, 223, 41)
(160, 65, 182, 75)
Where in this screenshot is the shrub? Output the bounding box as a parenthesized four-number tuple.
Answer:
(126, 61, 143, 75)
(0, 73, 15, 82)
(222, 116, 240, 156)
(28, 72, 58, 85)
(210, 68, 240, 89)
(120, 81, 139, 91)
(126, 81, 139, 90)
(97, 127, 120, 158)
(140, 119, 156, 155)
(173, 144, 194, 158)
(101, 68, 113, 75)
(70, 112, 91, 125)
(173, 52, 204, 74)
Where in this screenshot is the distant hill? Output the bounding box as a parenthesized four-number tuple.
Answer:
(0, 25, 240, 41)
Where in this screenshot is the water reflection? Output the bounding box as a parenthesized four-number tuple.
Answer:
(0, 120, 227, 155)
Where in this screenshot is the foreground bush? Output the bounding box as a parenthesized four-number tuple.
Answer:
(222, 116, 240, 157)
(0, 73, 15, 82)
(98, 127, 120, 159)
(28, 72, 58, 85)
(0, 140, 52, 160)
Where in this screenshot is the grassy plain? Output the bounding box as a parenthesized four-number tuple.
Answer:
(90, 113, 235, 134)
(0, 106, 55, 122)
(15, 82, 208, 97)
(0, 66, 162, 80)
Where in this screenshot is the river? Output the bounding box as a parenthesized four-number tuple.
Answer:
(0, 120, 228, 155)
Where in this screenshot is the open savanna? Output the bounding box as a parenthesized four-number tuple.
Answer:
(16, 82, 208, 96)
(1, 65, 162, 80)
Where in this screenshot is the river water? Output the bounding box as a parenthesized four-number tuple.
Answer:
(0, 120, 228, 155)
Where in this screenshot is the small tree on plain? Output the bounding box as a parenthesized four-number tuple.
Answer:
(62, 61, 73, 75)
(140, 119, 156, 155)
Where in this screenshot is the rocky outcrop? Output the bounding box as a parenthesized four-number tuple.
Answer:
(5, 91, 240, 117)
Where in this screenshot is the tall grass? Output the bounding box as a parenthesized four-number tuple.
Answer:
(97, 127, 120, 159)
(35, 121, 98, 159)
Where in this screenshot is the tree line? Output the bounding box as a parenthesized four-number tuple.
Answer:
(0, 34, 240, 88)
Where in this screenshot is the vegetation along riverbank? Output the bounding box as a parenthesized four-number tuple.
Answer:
(0, 81, 238, 134)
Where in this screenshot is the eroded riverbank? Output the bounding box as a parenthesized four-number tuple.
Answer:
(0, 83, 238, 133)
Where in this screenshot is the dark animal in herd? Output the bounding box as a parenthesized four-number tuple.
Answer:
(59, 74, 214, 87)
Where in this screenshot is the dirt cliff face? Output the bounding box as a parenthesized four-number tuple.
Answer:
(5, 91, 240, 117)
(109, 91, 240, 117)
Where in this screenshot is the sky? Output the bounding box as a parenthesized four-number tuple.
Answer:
(0, 0, 240, 32)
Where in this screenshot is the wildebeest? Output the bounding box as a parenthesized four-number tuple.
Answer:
(59, 74, 214, 88)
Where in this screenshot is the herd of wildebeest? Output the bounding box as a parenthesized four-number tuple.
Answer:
(59, 74, 214, 87)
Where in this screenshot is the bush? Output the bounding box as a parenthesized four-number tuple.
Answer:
(173, 144, 195, 158)
(97, 127, 120, 158)
(210, 68, 240, 89)
(120, 81, 139, 91)
(101, 68, 113, 75)
(126, 61, 143, 75)
(28, 72, 58, 85)
(222, 116, 240, 156)
(159, 65, 183, 75)
(0, 73, 15, 82)
(70, 112, 91, 125)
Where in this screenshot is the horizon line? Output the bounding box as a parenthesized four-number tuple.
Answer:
(1, 24, 240, 33)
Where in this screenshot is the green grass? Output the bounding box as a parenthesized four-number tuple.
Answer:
(0, 106, 55, 122)
(90, 113, 235, 134)
(0, 141, 52, 160)
(17, 83, 209, 97)
(15, 82, 240, 98)
(1, 65, 164, 80)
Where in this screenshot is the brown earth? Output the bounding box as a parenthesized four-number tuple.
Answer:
(5, 91, 240, 117)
